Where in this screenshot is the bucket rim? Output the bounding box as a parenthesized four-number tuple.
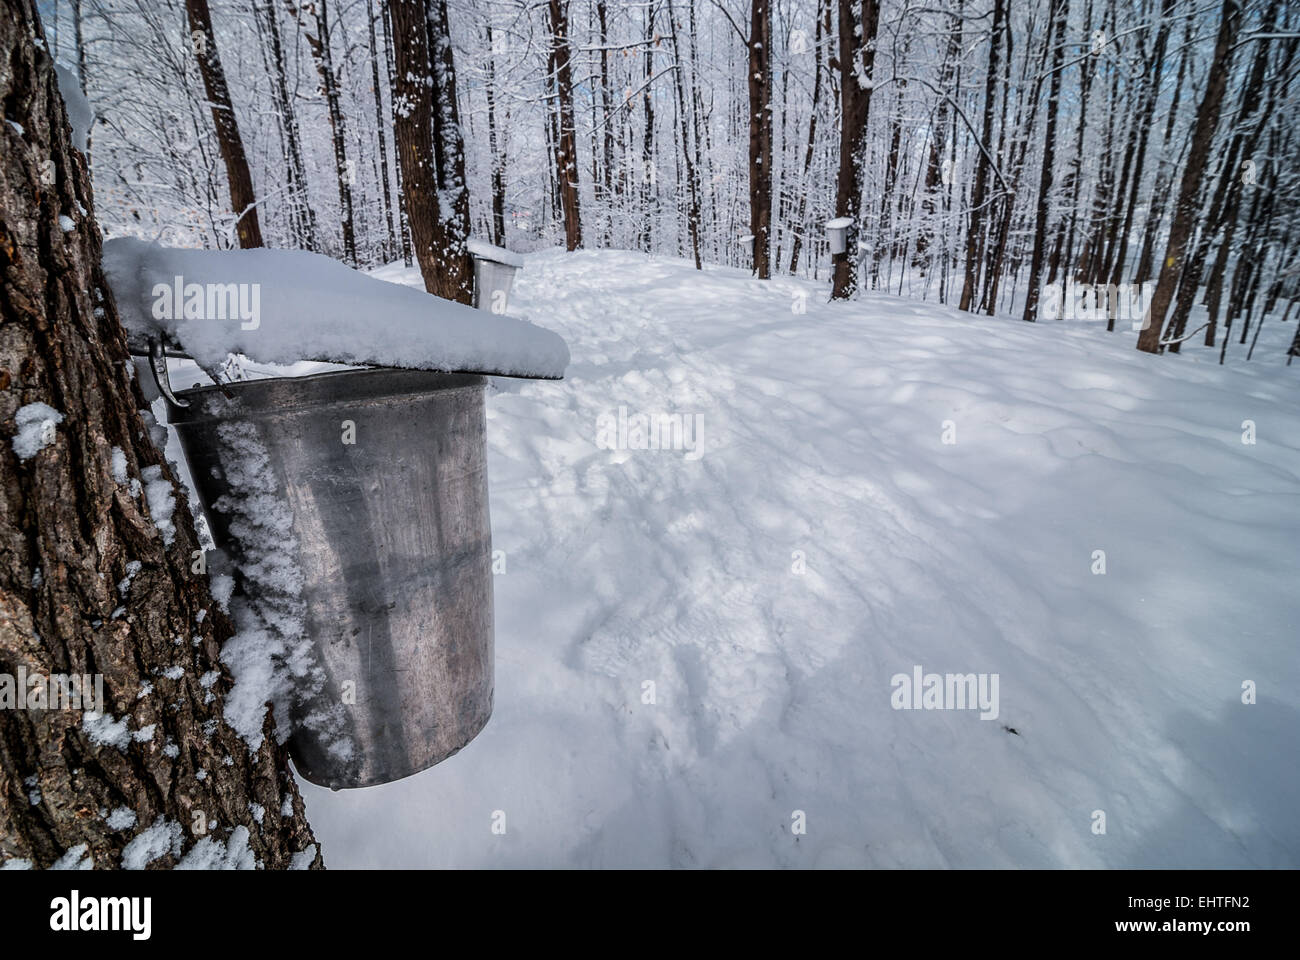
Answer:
(167, 367, 487, 423)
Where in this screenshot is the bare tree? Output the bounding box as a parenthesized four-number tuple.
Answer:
(1137, 0, 1241, 353)
(388, 0, 472, 303)
(748, 0, 772, 277)
(1021, 0, 1067, 323)
(958, 0, 1003, 311)
(185, 0, 264, 248)
(427, 0, 474, 302)
(547, 0, 584, 250)
(288, 0, 358, 263)
(667, 0, 702, 268)
(830, 0, 881, 300)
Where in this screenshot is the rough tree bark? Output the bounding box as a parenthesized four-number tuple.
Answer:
(830, 0, 881, 300)
(426, 0, 474, 304)
(390, 0, 441, 293)
(389, 0, 471, 303)
(547, 0, 584, 251)
(1136, 0, 1240, 353)
(484, 21, 507, 248)
(747, 0, 772, 278)
(0, 0, 319, 869)
(1021, 0, 1067, 323)
(381, 0, 414, 266)
(185, 0, 264, 249)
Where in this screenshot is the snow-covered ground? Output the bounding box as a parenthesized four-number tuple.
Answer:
(298, 250, 1300, 868)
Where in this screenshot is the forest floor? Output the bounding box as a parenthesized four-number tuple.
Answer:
(296, 249, 1300, 867)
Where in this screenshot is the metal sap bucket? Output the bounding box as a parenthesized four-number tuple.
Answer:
(168, 368, 493, 789)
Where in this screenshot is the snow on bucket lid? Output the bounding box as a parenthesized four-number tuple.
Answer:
(467, 239, 524, 269)
(825, 217, 854, 230)
(103, 238, 567, 380)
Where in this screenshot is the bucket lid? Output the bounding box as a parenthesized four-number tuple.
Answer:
(467, 240, 524, 269)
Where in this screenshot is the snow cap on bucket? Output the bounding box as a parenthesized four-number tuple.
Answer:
(103, 237, 568, 380)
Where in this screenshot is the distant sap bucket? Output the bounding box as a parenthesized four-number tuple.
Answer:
(825, 218, 853, 256)
(468, 240, 523, 314)
(168, 368, 495, 789)
(472, 258, 517, 314)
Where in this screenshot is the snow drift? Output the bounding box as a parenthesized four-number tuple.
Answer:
(300, 249, 1300, 869)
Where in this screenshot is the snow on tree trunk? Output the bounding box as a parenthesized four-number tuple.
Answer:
(830, 0, 880, 300)
(1020, 0, 1067, 323)
(1136, 0, 1241, 353)
(0, 0, 319, 870)
(548, 0, 584, 252)
(427, 0, 474, 304)
(747, 0, 772, 278)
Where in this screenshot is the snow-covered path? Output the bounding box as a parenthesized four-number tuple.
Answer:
(300, 250, 1300, 868)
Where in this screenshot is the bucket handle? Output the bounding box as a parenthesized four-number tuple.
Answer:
(147, 336, 190, 409)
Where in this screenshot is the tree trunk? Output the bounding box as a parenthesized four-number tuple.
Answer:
(666, 0, 701, 269)
(1106, 0, 1173, 299)
(597, 0, 615, 246)
(0, 0, 319, 869)
(293, 0, 357, 264)
(958, 0, 1003, 311)
(1136, 0, 1240, 353)
(381, 0, 413, 266)
(426, 0, 474, 303)
(830, 0, 881, 300)
(366, 0, 398, 261)
(1021, 0, 1067, 323)
(484, 21, 508, 248)
(389, 0, 445, 295)
(547, 0, 584, 251)
(258, 0, 317, 250)
(1165, 9, 1282, 350)
(185, 0, 264, 249)
(747, 0, 772, 278)
(641, 4, 656, 253)
(1135, 11, 1193, 286)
